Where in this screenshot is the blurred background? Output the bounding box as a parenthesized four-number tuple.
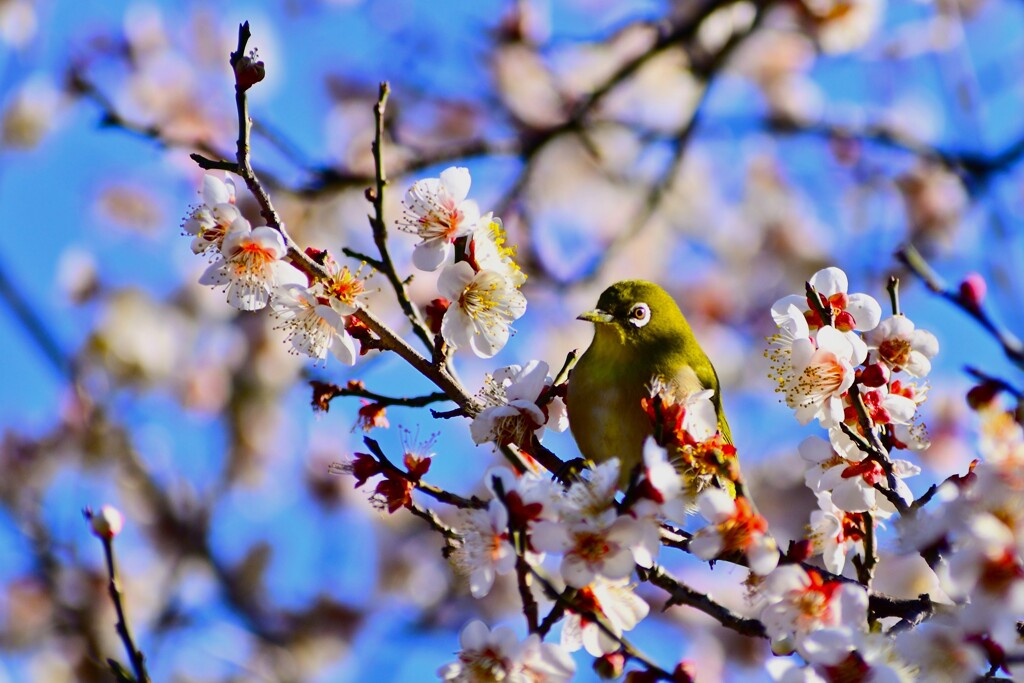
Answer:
(1, 0, 1023, 680)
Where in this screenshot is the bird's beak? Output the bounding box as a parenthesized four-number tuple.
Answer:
(577, 308, 614, 324)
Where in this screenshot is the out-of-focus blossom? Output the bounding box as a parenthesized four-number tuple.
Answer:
(471, 360, 566, 448)
(271, 284, 358, 364)
(399, 166, 480, 272)
(865, 315, 939, 378)
(0, 0, 36, 49)
(450, 500, 516, 599)
(896, 163, 968, 245)
(560, 577, 649, 657)
(768, 632, 914, 682)
(438, 262, 526, 358)
(895, 620, 986, 683)
(87, 505, 125, 539)
(799, 0, 884, 55)
(689, 488, 779, 575)
(199, 217, 295, 311)
(438, 620, 574, 682)
(1, 75, 61, 149)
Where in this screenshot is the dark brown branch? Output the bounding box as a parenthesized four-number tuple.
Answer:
(310, 380, 449, 411)
(645, 565, 767, 639)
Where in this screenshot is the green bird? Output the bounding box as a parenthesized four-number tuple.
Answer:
(566, 280, 731, 478)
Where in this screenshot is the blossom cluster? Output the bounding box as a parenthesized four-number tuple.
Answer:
(449, 462, 656, 660)
(182, 174, 366, 365)
(641, 382, 779, 575)
(398, 166, 527, 358)
(768, 267, 937, 574)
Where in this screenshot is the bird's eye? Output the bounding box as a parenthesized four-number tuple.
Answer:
(628, 303, 651, 328)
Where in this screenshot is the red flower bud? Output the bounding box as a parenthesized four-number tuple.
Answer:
(966, 381, 1000, 410)
(787, 539, 814, 563)
(959, 272, 986, 309)
(859, 362, 890, 388)
(426, 298, 450, 334)
(593, 652, 626, 680)
(234, 51, 265, 91)
(673, 661, 697, 683)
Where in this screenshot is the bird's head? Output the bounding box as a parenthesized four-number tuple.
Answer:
(577, 280, 694, 351)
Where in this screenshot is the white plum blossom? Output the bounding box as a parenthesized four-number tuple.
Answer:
(946, 512, 1024, 634)
(776, 322, 857, 426)
(271, 284, 358, 364)
(772, 266, 882, 365)
(689, 488, 779, 575)
(634, 437, 687, 522)
(562, 459, 621, 525)
(471, 360, 567, 448)
(560, 577, 649, 657)
(807, 492, 869, 574)
(450, 500, 516, 599)
(532, 514, 645, 588)
(198, 217, 298, 311)
(799, 435, 916, 513)
(438, 620, 574, 682)
(484, 467, 564, 528)
(438, 262, 526, 358)
(182, 174, 239, 254)
(400, 166, 481, 272)
(471, 214, 526, 289)
(759, 565, 868, 664)
(865, 315, 939, 378)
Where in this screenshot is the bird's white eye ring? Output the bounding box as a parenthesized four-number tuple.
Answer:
(628, 303, 650, 327)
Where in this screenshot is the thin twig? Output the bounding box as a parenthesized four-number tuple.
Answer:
(92, 529, 151, 683)
(366, 82, 435, 351)
(310, 380, 450, 410)
(363, 437, 486, 509)
(897, 243, 1024, 369)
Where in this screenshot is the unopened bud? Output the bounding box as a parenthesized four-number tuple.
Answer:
(859, 362, 890, 388)
(234, 50, 265, 91)
(966, 381, 1000, 410)
(426, 298, 450, 334)
(786, 539, 814, 563)
(959, 273, 986, 309)
(672, 661, 697, 683)
(593, 652, 626, 680)
(86, 505, 124, 539)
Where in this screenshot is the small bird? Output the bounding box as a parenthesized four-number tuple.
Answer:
(566, 280, 731, 478)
